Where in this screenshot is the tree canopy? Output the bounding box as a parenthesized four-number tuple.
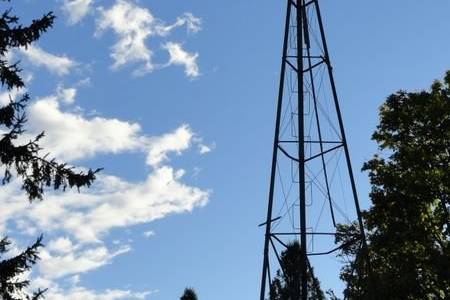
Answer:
(337, 71, 450, 299)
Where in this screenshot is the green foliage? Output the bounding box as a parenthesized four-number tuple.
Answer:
(0, 3, 99, 299)
(269, 241, 325, 300)
(337, 72, 450, 299)
(180, 288, 198, 300)
(334, 223, 369, 299)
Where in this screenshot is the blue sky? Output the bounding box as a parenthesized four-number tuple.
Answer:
(1, 0, 450, 299)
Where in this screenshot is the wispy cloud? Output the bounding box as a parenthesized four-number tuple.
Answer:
(142, 230, 155, 238)
(155, 13, 202, 36)
(56, 85, 77, 104)
(96, 0, 156, 74)
(62, 0, 94, 25)
(19, 46, 77, 76)
(163, 42, 200, 78)
(95, 0, 201, 77)
(198, 142, 215, 154)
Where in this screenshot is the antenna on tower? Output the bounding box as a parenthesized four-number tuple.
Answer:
(259, 1, 373, 299)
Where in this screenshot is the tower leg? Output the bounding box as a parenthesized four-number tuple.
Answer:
(313, 1, 376, 297)
(295, 1, 308, 299)
(259, 1, 292, 299)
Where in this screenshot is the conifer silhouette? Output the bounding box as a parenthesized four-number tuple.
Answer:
(0, 3, 100, 299)
(180, 288, 198, 300)
(269, 241, 325, 300)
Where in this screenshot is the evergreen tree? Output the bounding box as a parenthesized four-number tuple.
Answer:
(0, 236, 46, 300)
(0, 4, 100, 299)
(337, 72, 450, 299)
(180, 288, 198, 300)
(269, 241, 325, 300)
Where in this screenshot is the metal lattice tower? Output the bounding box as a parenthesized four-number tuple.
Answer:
(259, 1, 371, 299)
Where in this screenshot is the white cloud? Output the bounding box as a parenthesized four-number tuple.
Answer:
(198, 142, 215, 154)
(57, 86, 77, 104)
(0, 130, 209, 291)
(62, 0, 94, 25)
(96, 0, 157, 74)
(12, 166, 209, 244)
(0, 180, 28, 233)
(0, 88, 23, 106)
(1, 93, 210, 280)
(0, 152, 209, 280)
(1, 87, 211, 297)
(26, 97, 145, 161)
(199, 144, 211, 154)
(76, 77, 92, 87)
(47, 237, 75, 254)
(142, 230, 155, 238)
(181, 13, 202, 33)
(45, 288, 151, 300)
(163, 42, 199, 78)
(21, 90, 205, 164)
(155, 12, 202, 36)
(146, 124, 193, 167)
(19, 46, 77, 76)
(31, 277, 153, 300)
(96, 0, 201, 77)
(39, 244, 131, 279)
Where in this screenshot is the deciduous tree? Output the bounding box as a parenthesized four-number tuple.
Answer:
(337, 72, 450, 299)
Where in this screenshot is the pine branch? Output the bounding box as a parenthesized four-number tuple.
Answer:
(0, 93, 102, 200)
(0, 236, 44, 300)
(0, 60, 23, 90)
(0, 10, 55, 55)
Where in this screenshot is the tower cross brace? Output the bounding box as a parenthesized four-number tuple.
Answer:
(259, 1, 372, 299)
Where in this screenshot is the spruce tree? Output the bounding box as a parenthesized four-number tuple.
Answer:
(180, 288, 198, 300)
(269, 241, 325, 300)
(0, 4, 100, 299)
